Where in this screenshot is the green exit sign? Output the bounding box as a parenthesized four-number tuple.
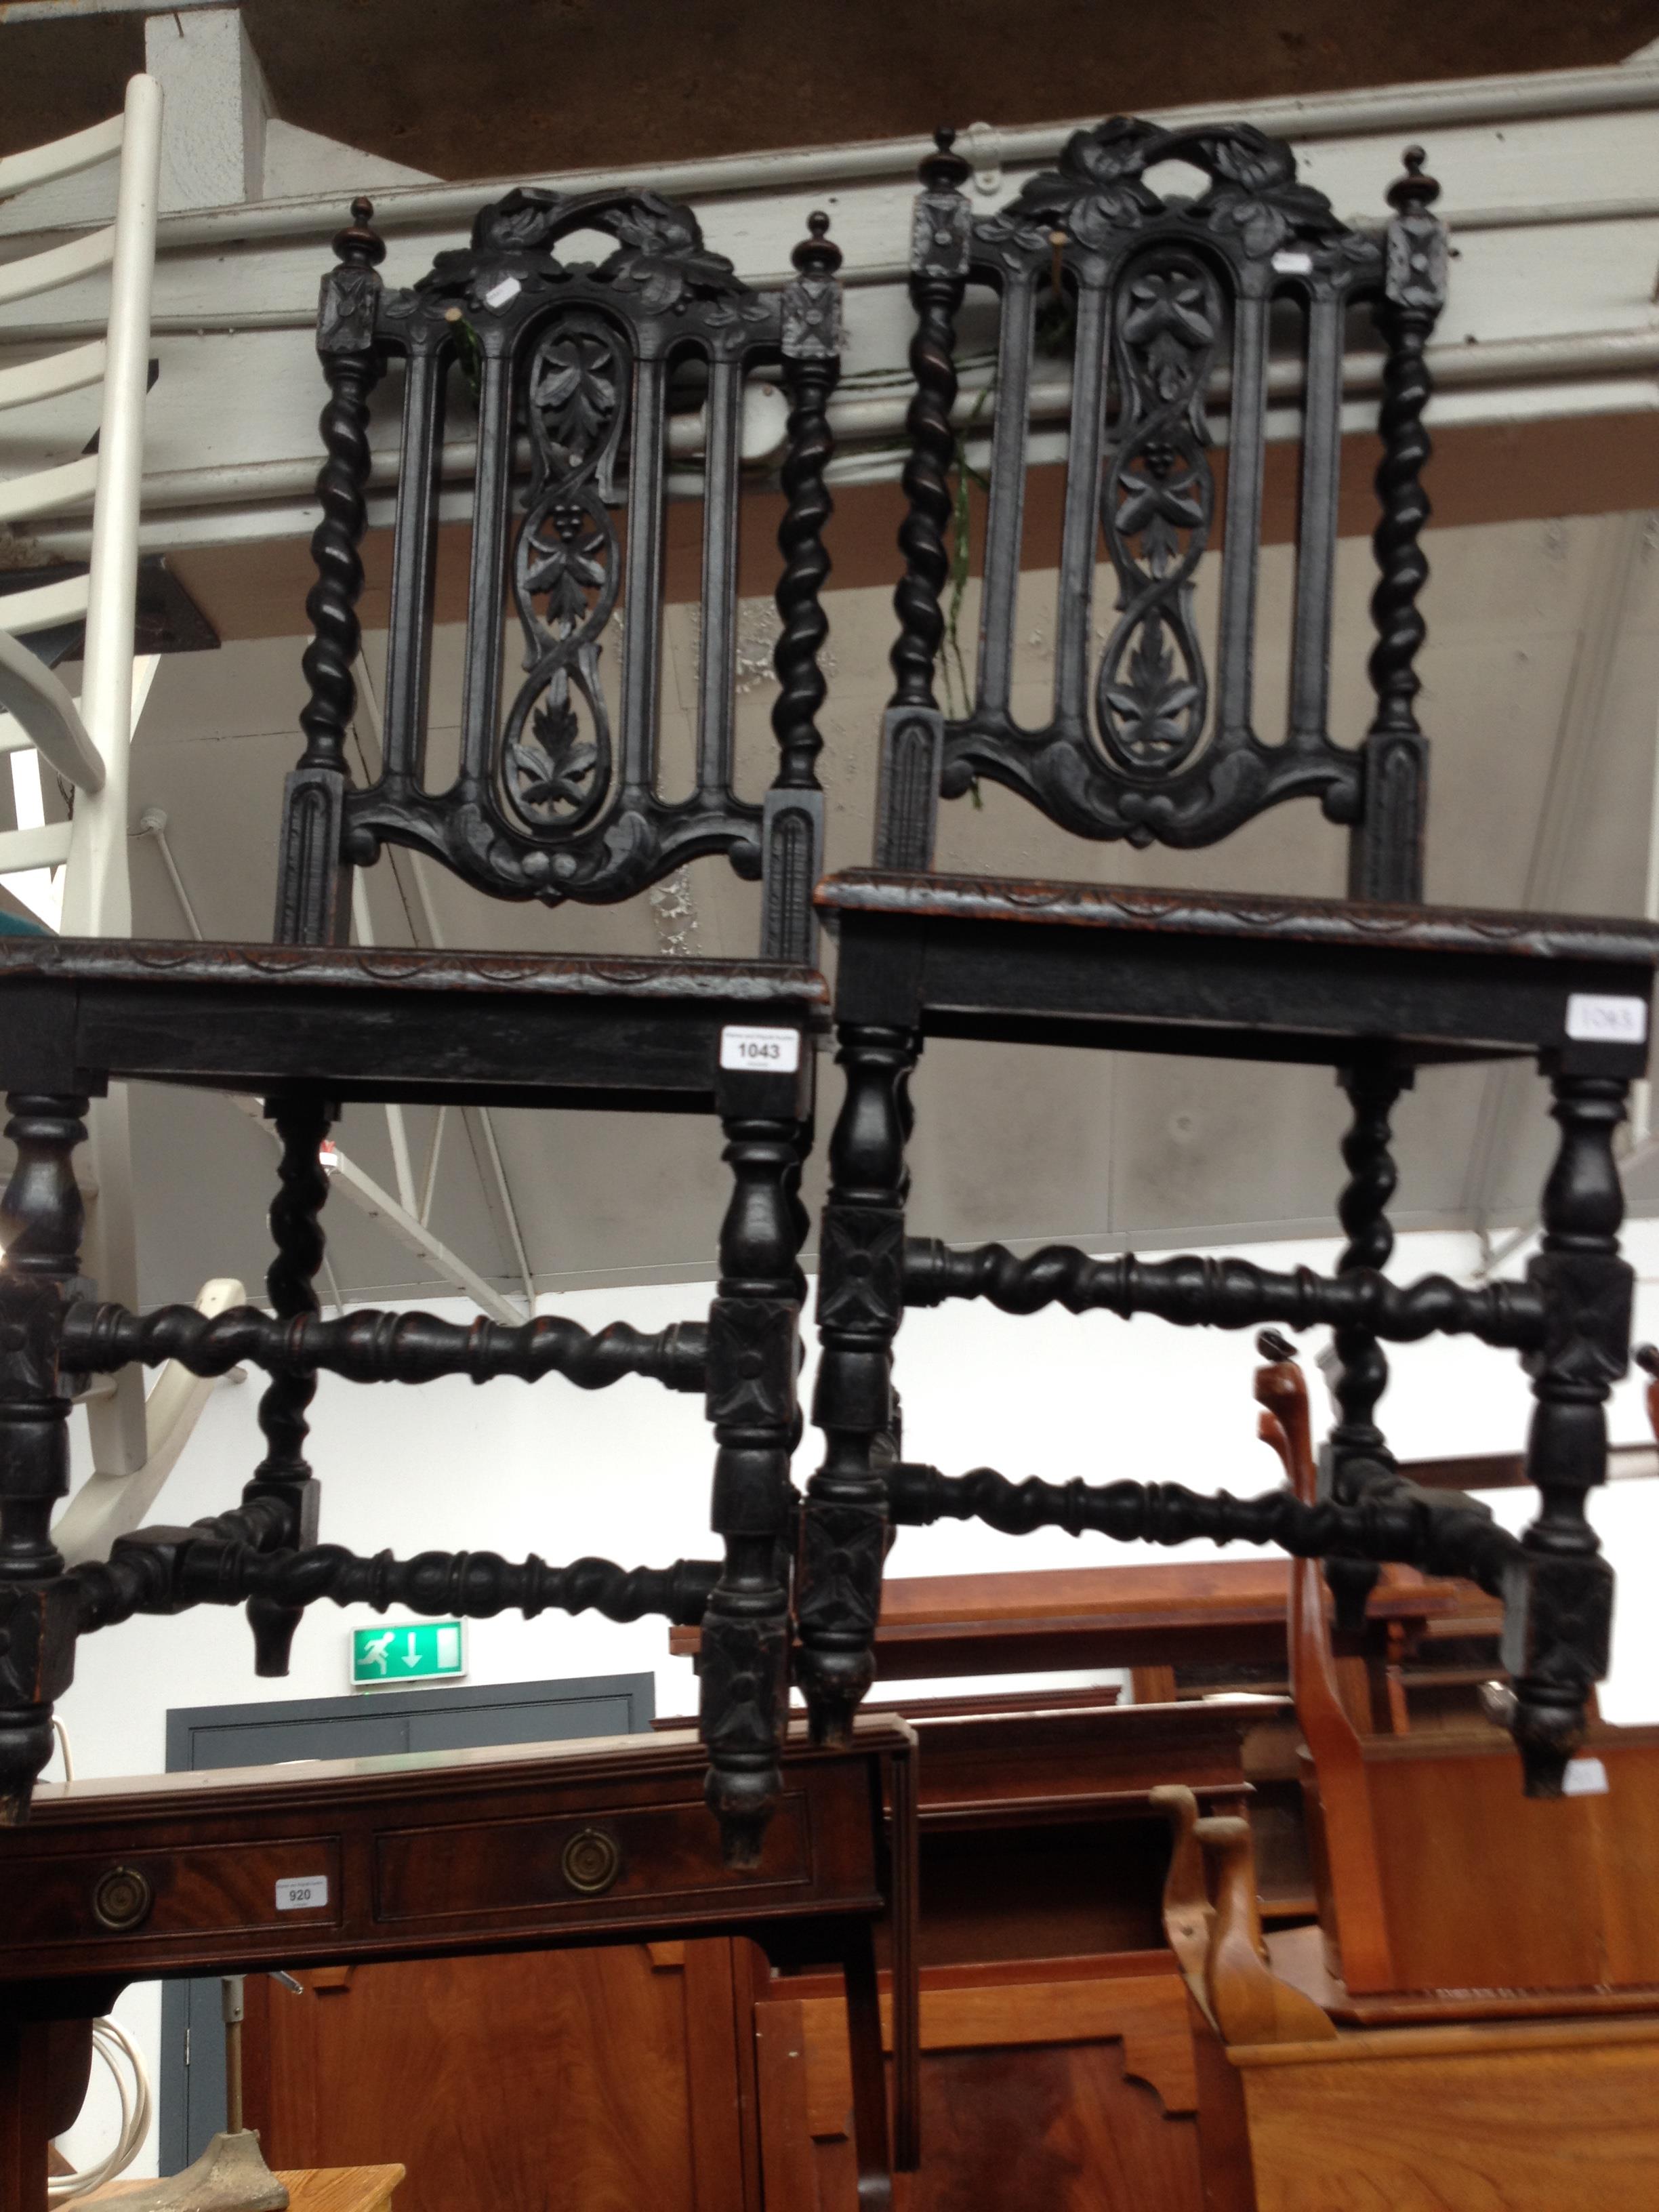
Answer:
(351, 1621, 466, 1689)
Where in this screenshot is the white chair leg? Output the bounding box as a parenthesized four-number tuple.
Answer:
(56, 1274, 245, 1566)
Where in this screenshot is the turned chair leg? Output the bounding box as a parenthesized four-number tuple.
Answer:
(700, 1101, 811, 1867)
(1511, 1067, 1631, 1793)
(241, 1093, 334, 1677)
(0, 1096, 89, 1826)
(1325, 1055, 1410, 1631)
(798, 1025, 918, 1745)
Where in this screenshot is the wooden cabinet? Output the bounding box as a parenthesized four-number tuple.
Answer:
(745, 1697, 1269, 2211)
(754, 1961, 1221, 2212)
(1232, 2019, 1659, 2211)
(244, 1944, 752, 2212)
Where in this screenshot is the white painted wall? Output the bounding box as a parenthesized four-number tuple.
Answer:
(48, 1216, 1659, 2178)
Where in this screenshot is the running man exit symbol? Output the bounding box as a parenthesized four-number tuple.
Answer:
(350, 1620, 467, 1688)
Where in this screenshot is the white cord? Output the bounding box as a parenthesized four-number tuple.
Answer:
(47, 2015, 152, 2202)
(51, 1715, 73, 1784)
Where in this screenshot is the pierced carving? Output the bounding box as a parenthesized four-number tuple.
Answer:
(893, 117, 1406, 863)
(419, 186, 762, 321)
(983, 117, 1374, 274)
(1095, 255, 1220, 782)
(500, 316, 626, 841)
(293, 188, 836, 924)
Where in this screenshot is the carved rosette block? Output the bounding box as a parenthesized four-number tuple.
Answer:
(276, 199, 386, 945)
(1512, 1071, 1631, 1793)
(765, 213, 841, 964)
(800, 1029, 916, 1743)
(877, 129, 971, 876)
(700, 1109, 808, 1866)
(1355, 148, 1446, 904)
(0, 1096, 89, 1822)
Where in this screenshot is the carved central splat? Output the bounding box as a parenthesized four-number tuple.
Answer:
(1096, 253, 1221, 779)
(502, 316, 628, 837)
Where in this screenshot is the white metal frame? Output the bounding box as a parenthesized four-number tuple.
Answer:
(0, 76, 244, 1552)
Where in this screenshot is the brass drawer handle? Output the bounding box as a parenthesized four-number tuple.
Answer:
(91, 1864, 152, 1932)
(560, 1826, 621, 1896)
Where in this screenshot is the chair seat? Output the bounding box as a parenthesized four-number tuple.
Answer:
(0, 938, 828, 1110)
(817, 869, 1659, 1070)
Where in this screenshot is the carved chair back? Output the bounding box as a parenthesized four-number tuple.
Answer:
(876, 122, 1446, 903)
(279, 188, 841, 962)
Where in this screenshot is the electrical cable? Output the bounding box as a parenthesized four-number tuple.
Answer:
(47, 2015, 152, 2201)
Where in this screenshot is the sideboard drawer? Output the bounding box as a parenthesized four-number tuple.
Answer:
(1, 1835, 342, 1948)
(374, 1789, 810, 1924)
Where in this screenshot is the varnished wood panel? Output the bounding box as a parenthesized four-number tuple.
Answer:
(245, 1943, 747, 2212)
(371, 1793, 808, 1921)
(1355, 1730, 1659, 1994)
(0, 1723, 899, 1983)
(1236, 2024, 1659, 2211)
(759, 1968, 1208, 2211)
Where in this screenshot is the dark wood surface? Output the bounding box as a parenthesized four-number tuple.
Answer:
(672, 1560, 1500, 1678)
(817, 871, 1659, 966)
(0, 1719, 909, 1988)
(0, 941, 826, 1109)
(243, 1943, 747, 2212)
(753, 1693, 1269, 2209)
(823, 877, 1658, 1069)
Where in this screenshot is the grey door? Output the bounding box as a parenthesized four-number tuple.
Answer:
(159, 1670, 654, 2173)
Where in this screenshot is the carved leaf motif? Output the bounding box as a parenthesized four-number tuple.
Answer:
(1115, 466, 1206, 576)
(1103, 618, 1202, 768)
(530, 338, 617, 457)
(508, 686, 598, 813)
(1187, 125, 1298, 195)
(1122, 270, 1213, 401)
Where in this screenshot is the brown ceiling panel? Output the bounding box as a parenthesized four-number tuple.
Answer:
(3, 1, 1659, 177)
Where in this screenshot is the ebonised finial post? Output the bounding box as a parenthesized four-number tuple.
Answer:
(276, 197, 386, 945)
(875, 128, 972, 872)
(241, 1094, 334, 1675)
(1509, 1069, 1630, 1794)
(1325, 1054, 1410, 1629)
(798, 1025, 918, 1743)
(0, 1097, 89, 1822)
(700, 1047, 813, 1866)
(763, 212, 842, 964)
(1353, 146, 1446, 904)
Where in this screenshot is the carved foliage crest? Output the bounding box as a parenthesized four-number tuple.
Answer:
(978, 117, 1378, 279)
(417, 186, 762, 321)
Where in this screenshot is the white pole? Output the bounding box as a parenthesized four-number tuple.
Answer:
(66, 73, 161, 939)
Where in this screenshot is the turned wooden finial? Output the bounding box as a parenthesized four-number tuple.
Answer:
(792, 208, 842, 274)
(333, 195, 385, 268)
(920, 125, 970, 192)
(1387, 143, 1441, 214)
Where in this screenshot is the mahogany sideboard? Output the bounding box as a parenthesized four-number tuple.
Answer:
(0, 1718, 917, 2212)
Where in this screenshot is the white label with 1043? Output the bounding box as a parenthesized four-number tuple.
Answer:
(1565, 994, 1647, 1044)
(719, 1025, 800, 1073)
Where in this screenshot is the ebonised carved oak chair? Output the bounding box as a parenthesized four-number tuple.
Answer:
(797, 122, 1659, 1797)
(0, 184, 845, 1868)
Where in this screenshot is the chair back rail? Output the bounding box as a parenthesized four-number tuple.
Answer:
(276, 190, 841, 960)
(876, 121, 1446, 902)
